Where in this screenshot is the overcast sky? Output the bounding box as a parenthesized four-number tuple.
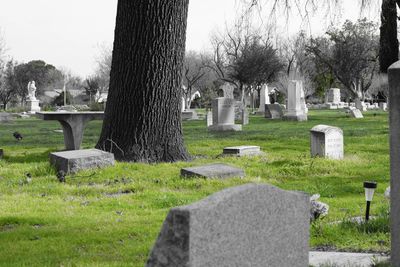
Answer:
(0, 0, 379, 77)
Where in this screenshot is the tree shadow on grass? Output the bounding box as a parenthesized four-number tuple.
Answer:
(4, 150, 53, 164)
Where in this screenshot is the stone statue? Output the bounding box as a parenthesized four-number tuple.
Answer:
(27, 81, 37, 101)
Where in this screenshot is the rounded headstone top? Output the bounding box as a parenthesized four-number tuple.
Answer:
(310, 124, 343, 134)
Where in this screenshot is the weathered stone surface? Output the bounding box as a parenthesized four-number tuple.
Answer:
(206, 111, 213, 127)
(388, 60, 400, 266)
(50, 149, 114, 174)
(181, 163, 245, 179)
(284, 80, 308, 121)
(223, 145, 264, 157)
(240, 109, 249, 125)
(146, 183, 309, 267)
(26, 99, 41, 113)
(0, 113, 13, 123)
(310, 125, 344, 160)
(258, 84, 270, 113)
(350, 109, 363, 118)
(181, 110, 199, 120)
(208, 98, 242, 132)
(325, 88, 341, 104)
(265, 104, 283, 119)
(380, 102, 388, 111)
(36, 112, 104, 150)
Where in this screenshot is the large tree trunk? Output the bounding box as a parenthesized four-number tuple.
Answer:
(380, 0, 399, 72)
(96, 0, 190, 162)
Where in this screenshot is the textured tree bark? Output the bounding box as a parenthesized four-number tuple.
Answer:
(380, 0, 399, 72)
(96, 0, 191, 162)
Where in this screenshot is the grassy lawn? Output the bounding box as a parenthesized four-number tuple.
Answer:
(0, 110, 390, 266)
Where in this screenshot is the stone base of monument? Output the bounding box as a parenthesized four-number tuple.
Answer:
(50, 149, 115, 174)
(181, 110, 199, 120)
(26, 100, 41, 113)
(208, 124, 242, 132)
(223, 146, 265, 157)
(283, 114, 308, 121)
(181, 163, 245, 179)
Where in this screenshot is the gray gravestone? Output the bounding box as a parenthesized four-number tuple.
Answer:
(0, 113, 13, 123)
(146, 183, 309, 267)
(223, 145, 264, 157)
(265, 104, 283, 119)
(181, 163, 245, 179)
(388, 61, 400, 266)
(181, 110, 199, 120)
(241, 109, 249, 125)
(50, 149, 115, 174)
(310, 125, 344, 160)
(208, 98, 242, 132)
(350, 109, 363, 118)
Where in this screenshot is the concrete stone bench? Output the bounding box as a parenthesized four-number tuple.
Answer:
(36, 112, 104, 150)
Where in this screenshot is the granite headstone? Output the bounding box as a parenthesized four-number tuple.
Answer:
(146, 183, 309, 267)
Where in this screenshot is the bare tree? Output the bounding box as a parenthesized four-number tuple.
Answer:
(182, 51, 205, 109)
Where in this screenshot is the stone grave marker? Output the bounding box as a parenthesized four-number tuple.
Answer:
(325, 88, 341, 104)
(181, 110, 199, 120)
(206, 111, 213, 127)
(208, 98, 242, 132)
(50, 149, 115, 174)
(350, 109, 364, 118)
(388, 60, 400, 265)
(0, 113, 14, 123)
(265, 103, 283, 119)
(258, 84, 270, 114)
(146, 183, 309, 267)
(240, 109, 249, 125)
(223, 145, 264, 157)
(310, 125, 344, 160)
(181, 163, 245, 179)
(284, 80, 307, 121)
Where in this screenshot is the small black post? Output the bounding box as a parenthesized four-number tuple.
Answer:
(365, 201, 371, 221)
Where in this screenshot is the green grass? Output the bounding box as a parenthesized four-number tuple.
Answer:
(0, 110, 391, 266)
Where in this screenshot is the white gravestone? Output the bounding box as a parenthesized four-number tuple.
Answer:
(310, 125, 344, 160)
(208, 98, 242, 131)
(181, 96, 185, 112)
(326, 88, 341, 104)
(26, 81, 41, 113)
(206, 111, 213, 127)
(258, 84, 270, 113)
(284, 80, 307, 121)
(220, 83, 235, 99)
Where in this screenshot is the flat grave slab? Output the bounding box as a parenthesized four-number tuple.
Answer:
(181, 163, 245, 179)
(223, 145, 265, 157)
(50, 149, 114, 174)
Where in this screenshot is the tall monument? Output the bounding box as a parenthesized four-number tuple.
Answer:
(26, 81, 41, 113)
